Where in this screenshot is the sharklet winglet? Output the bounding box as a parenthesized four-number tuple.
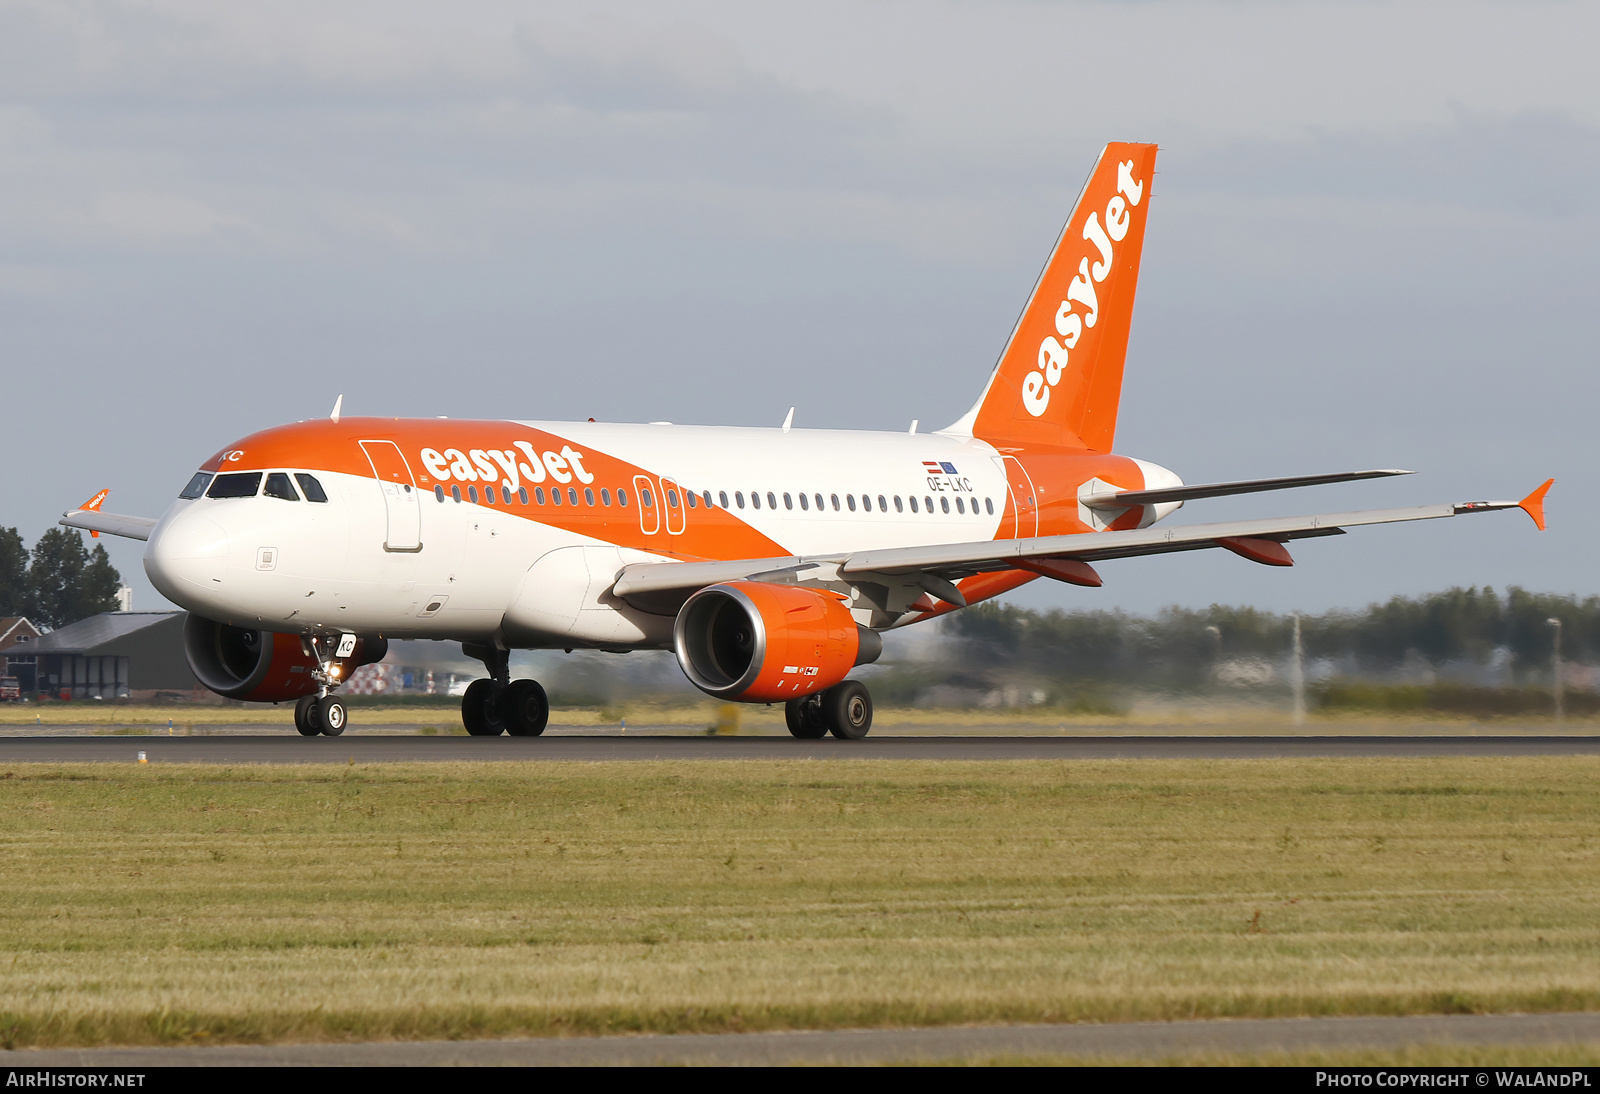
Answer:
(1519, 478, 1554, 531)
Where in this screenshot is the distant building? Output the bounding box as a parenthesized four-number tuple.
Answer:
(0, 617, 43, 692)
(27, 612, 200, 700)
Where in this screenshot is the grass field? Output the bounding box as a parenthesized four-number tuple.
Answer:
(0, 756, 1597, 1048)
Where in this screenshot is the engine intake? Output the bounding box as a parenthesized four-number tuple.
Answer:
(183, 614, 387, 702)
(673, 582, 879, 703)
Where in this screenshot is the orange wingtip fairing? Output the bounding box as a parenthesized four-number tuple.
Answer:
(78, 489, 109, 537)
(1519, 479, 1554, 531)
(1216, 536, 1294, 567)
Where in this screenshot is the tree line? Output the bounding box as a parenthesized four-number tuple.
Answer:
(941, 586, 1585, 689)
(0, 527, 123, 630)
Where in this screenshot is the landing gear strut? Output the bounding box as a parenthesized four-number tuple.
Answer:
(786, 680, 873, 740)
(294, 635, 351, 737)
(460, 643, 549, 737)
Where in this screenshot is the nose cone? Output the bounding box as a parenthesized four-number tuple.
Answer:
(144, 508, 229, 609)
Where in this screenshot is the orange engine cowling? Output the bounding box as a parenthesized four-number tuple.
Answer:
(182, 614, 387, 702)
(673, 582, 882, 703)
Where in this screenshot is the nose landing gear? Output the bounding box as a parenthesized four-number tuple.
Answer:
(293, 634, 353, 737)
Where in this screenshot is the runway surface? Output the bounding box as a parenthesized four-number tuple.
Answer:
(6, 1013, 1599, 1066)
(0, 733, 1597, 762)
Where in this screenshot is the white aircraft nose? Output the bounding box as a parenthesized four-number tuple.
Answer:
(144, 510, 229, 605)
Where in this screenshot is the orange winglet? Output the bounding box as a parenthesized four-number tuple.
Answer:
(1216, 536, 1294, 567)
(1518, 478, 1554, 531)
(78, 489, 110, 538)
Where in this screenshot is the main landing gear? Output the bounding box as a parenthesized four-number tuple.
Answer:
(785, 679, 873, 740)
(460, 643, 550, 737)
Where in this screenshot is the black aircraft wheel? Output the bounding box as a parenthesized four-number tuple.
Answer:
(317, 695, 348, 736)
(499, 679, 550, 737)
(462, 679, 506, 736)
(785, 694, 828, 739)
(822, 680, 872, 740)
(293, 695, 320, 736)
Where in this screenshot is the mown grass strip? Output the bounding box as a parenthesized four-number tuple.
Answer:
(0, 758, 1596, 1047)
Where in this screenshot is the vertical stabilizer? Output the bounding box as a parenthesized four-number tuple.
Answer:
(946, 142, 1157, 453)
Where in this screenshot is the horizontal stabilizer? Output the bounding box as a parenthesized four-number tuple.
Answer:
(1083, 469, 1412, 511)
(60, 510, 156, 542)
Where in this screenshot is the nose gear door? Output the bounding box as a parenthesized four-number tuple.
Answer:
(360, 440, 423, 552)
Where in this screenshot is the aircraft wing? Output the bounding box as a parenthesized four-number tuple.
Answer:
(610, 481, 1551, 613)
(60, 510, 157, 541)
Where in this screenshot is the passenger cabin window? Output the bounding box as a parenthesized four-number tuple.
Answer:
(955, 497, 965, 514)
(601, 488, 612, 506)
(686, 492, 696, 508)
(263, 472, 299, 501)
(435, 485, 445, 502)
(534, 487, 546, 504)
(618, 489, 629, 507)
(734, 492, 744, 509)
(941, 496, 950, 514)
(799, 493, 809, 511)
(641, 487, 654, 508)
(179, 472, 213, 499)
(452, 485, 462, 502)
(815, 493, 824, 511)
(750, 492, 760, 510)
(720, 491, 730, 508)
(503, 486, 513, 504)
(925, 496, 934, 512)
(703, 491, 714, 508)
(830, 494, 840, 511)
(783, 492, 793, 510)
(551, 488, 562, 505)
(894, 496, 903, 513)
(519, 487, 529, 505)
(207, 472, 262, 499)
(985, 498, 994, 515)
(846, 495, 856, 512)
(294, 474, 329, 503)
(767, 491, 777, 509)
(860, 495, 871, 512)
(878, 495, 888, 512)
(909, 497, 918, 513)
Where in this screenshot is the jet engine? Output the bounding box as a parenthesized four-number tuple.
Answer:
(183, 614, 387, 702)
(673, 582, 881, 703)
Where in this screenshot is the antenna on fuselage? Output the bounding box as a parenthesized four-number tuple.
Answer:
(909, 420, 919, 434)
(330, 394, 343, 423)
(781, 407, 794, 434)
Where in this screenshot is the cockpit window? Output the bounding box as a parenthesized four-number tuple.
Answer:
(294, 473, 329, 503)
(207, 472, 262, 499)
(179, 472, 213, 500)
(263, 472, 299, 501)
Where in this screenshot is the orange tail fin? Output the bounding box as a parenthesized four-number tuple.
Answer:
(949, 142, 1158, 453)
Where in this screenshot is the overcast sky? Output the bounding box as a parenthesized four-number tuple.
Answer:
(3, 0, 1596, 622)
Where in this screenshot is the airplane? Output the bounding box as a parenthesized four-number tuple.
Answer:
(61, 141, 1552, 739)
